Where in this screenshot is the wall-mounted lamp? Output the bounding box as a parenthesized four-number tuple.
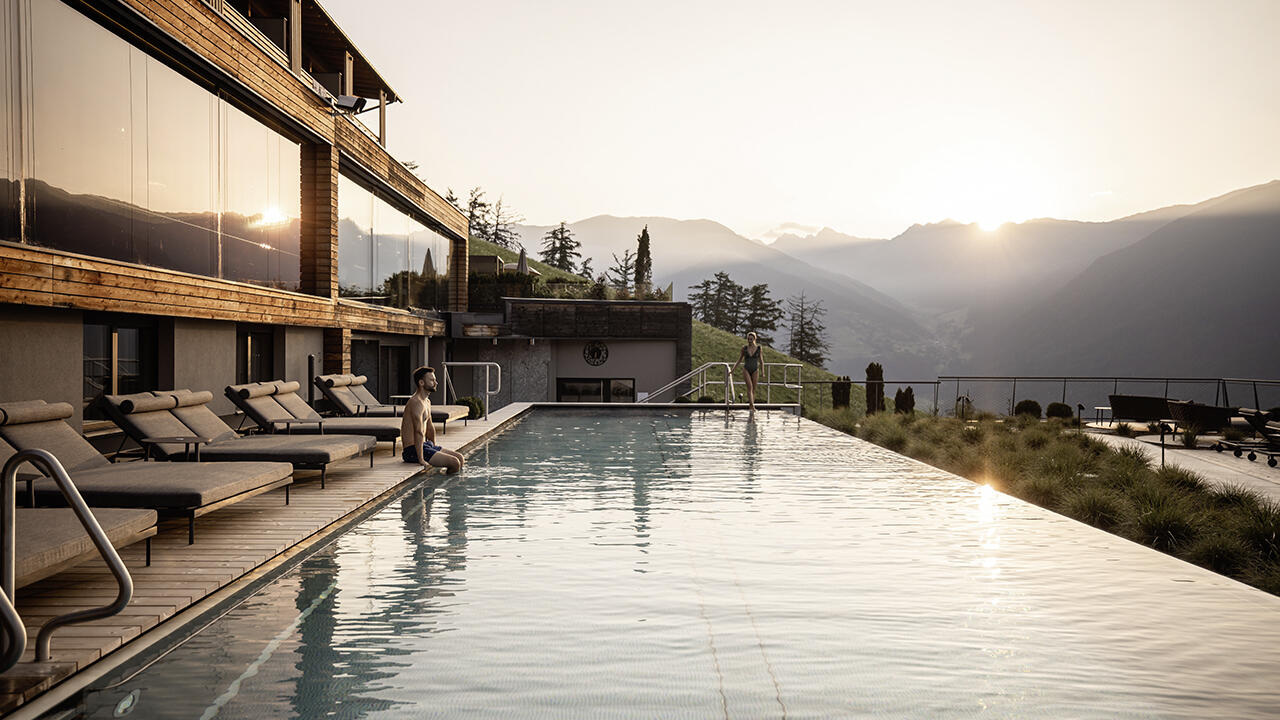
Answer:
(330, 94, 367, 114)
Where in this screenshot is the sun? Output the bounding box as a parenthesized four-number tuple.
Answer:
(977, 218, 1004, 232)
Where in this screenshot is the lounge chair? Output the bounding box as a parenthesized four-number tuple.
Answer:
(314, 374, 470, 433)
(1167, 400, 1239, 432)
(1222, 409, 1280, 467)
(100, 390, 375, 489)
(1108, 394, 1172, 424)
(0, 400, 293, 543)
(225, 381, 401, 452)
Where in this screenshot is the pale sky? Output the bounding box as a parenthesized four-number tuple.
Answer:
(325, 0, 1280, 240)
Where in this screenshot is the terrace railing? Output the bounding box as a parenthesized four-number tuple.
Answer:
(441, 362, 502, 421)
(641, 362, 804, 406)
(937, 375, 1280, 417)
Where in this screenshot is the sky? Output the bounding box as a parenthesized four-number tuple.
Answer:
(324, 0, 1280, 240)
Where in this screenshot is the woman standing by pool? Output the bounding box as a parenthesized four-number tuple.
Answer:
(731, 331, 763, 412)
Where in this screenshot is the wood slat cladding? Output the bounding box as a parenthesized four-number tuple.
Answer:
(0, 243, 446, 336)
(300, 142, 339, 299)
(323, 327, 351, 373)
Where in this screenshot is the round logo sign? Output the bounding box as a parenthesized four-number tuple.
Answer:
(583, 341, 609, 367)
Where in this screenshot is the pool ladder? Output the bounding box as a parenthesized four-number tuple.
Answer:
(0, 449, 136, 672)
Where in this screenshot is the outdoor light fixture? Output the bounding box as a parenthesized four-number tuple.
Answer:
(331, 94, 367, 113)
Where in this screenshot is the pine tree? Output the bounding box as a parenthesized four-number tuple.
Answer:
(579, 257, 594, 280)
(607, 250, 636, 295)
(634, 225, 653, 297)
(709, 272, 742, 333)
(744, 283, 784, 345)
(687, 279, 715, 322)
(786, 292, 829, 367)
(465, 187, 492, 242)
(539, 222, 581, 272)
(490, 196, 524, 250)
(444, 188, 461, 212)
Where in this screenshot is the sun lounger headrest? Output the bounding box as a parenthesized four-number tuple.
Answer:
(273, 380, 301, 395)
(349, 375, 368, 387)
(163, 389, 214, 408)
(318, 374, 353, 388)
(108, 393, 177, 415)
(229, 382, 278, 400)
(0, 401, 73, 426)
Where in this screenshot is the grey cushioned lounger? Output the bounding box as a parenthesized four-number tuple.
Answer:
(15, 507, 157, 588)
(226, 381, 402, 450)
(0, 401, 293, 543)
(101, 391, 375, 489)
(314, 374, 470, 432)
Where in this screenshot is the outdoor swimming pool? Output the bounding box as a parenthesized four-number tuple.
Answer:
(68, 409, 1280, 718)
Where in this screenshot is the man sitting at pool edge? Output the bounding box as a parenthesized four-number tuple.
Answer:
(401, 366, 465, 474)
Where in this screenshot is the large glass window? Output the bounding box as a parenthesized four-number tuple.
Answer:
(23, 0, 300, 289)
(1, 2, 17, 242)
(83, 317, 157, 421)
(338, 174, 451, 310)
(337, 175, 374, 298)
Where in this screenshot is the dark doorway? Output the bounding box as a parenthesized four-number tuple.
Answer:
(351, 340, 380, 399)
(381, 345, 411, 400)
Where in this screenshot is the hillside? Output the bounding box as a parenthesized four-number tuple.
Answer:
(980, 180, 1280, 377)
(468, 236, 587, 283)
(690, 320, 857, 410)
(516, 216, 950, 378)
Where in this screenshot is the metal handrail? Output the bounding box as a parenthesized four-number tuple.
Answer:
(762, 363, 803, 403)
(2, 449, 135, 665)
(640, 362, 734, 404)
(441, 362, 502, 420)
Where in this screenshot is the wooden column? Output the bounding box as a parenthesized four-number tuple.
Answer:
(323, 328, 351, 374)
(343, 51, 354, 96)
(449, 235, 469, 311)
(289, 0, 302, 74)
(378, 90, 387, 147)
(300, 143, 339, 299)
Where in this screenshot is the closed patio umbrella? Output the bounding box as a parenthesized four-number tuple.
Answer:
(516, 247, 529, 275)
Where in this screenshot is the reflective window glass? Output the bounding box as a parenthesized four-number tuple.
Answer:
(28, 0, 134, 260)
(374, 195, 408, 306)
(221, 105, 301, 290)
(337, 175, 373, 297)
(1, 3, 15, 242)
(82, 318, 157, 421)
(409, 220, 451, 310)
(142, 57, 218, 276)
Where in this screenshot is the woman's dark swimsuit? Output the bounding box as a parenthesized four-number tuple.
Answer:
(742, 345, 761, 374)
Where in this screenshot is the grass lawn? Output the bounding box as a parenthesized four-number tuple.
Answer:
(690, 320, 860, 412)
(810, 409, 1280, 597)
(469, 236, 588, 283)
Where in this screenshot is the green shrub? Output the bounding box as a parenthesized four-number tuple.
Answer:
(1019, 474, 1062, 508)
(1014, 399, 1042, 418)
(1046, 402, 1074, 419)
(696, 395, 715, 404)
(1023, 428, 1052, 450)
(457, 396, 484, 419)
(961, 424, 985, 445)
(1222, 426, 1247, 442)
(1186, 535, 1252, 575)
(1114, 422, 1135, 438)
(673, 395, 692, 403)
(1211, 484, 1262, 510)
(1155, 465, 1207, 494)
(1238, 502, 1280, 561)
(1180, 424, 1202, 449)
(881, 428, 908, 453)
(1065, 488, 1125, 531)
(1133, 496, 1199, 551)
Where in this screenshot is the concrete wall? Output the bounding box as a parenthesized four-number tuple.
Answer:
(0, 306, 84, 427)
(283, 326, 325, 400)
(553, 339, 677, 399)
(167, 319, 238, 416)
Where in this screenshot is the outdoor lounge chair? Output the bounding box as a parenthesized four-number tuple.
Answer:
(314, 374, 470, 433)
(100, 390, 375, 489)
(1108, 394, 1172, 424)
(1, 435, 158, 583)
(0, 400, 293, 543)
(225, 381, 402, 452)
(1167, 400, 1239, 432)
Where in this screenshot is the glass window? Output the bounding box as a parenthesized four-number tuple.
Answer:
(337, 175, 373, 298)
(142, 57, 218, 276)
(236, 327, 275, 384)
(1, 3, 16, 242)
(409, 219, 451, 311)
(222, 104, 301, 290)
(373, 195, 408, 306)
(28, 0, 135, 260)
(83, 317, 157, 421)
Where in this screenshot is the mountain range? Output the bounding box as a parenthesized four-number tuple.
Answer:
(515, 180, 1280, 381)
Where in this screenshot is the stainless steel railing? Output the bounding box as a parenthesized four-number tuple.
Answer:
(640, 362, 736, 405)
(762, 363, 803, 403)
(1, 449, 136, 666)
(441, 362, 503, 421)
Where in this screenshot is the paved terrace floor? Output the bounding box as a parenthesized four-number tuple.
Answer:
(1092, 432, 1280, 504)
(0, 404, 532, 716)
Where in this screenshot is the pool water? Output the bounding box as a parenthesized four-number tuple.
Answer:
(72, 410, 1280, 718)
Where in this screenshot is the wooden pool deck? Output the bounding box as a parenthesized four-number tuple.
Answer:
(0, 404, 531, 716)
